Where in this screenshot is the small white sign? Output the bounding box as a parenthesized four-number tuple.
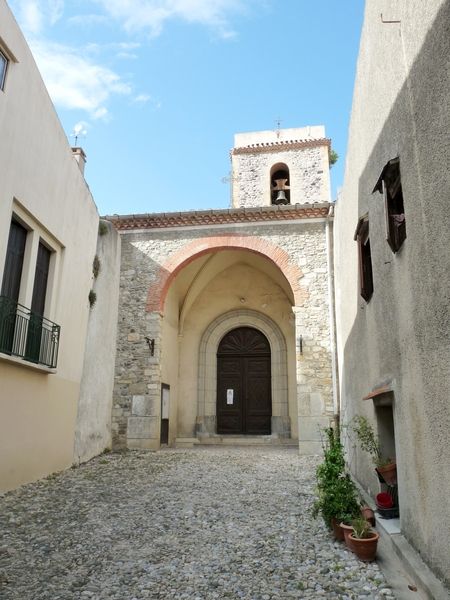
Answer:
(226, 389, 234, 405)
(162, 387, 170, 419)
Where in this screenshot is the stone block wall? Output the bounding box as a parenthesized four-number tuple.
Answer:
(112, 220, 334, 451)
(231, 145, 331, 208)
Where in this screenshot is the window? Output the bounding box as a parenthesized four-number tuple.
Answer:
(0, 49, 8, 90)
(270, 163, 290, 205)
(1, 219, 27, 301)
(373, 158, 406, 253)
(0, 216, 60, 368)
(354, 215, 373, 302)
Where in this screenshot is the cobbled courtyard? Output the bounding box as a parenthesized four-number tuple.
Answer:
(0, 447, 396, 600)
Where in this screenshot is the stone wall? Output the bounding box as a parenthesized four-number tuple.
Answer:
(112, 219, 334, 452)
(232, 146, 330, 208)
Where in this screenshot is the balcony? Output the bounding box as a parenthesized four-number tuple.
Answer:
(0, 296, 60, 369)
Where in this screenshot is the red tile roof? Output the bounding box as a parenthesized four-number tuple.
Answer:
(105, 203, 332, 231)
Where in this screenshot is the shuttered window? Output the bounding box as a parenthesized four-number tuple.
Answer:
(31, 242, 51, 316)
(1, 220, 27, 301)
(373, 158, 406, 253)
(354, 216, 374, 302)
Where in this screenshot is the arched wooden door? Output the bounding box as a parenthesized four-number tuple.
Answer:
(216, 327, 271, 435)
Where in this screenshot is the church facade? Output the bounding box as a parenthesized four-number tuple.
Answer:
(107, 126, 337, 454)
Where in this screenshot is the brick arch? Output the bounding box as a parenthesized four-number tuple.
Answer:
(146, 234, 305, 313)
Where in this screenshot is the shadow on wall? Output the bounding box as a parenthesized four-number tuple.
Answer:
(339, 2, 450, 589)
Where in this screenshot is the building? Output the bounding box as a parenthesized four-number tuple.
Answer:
(0, 2, 101, 491)
(334, 0, 450, 591)
(106, 126, 337, 454)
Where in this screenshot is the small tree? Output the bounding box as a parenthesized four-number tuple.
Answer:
(312, 428, 360, 526)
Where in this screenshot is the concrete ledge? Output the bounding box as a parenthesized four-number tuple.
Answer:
(0, 352, 56, 374)
(377, 521, 450, 600)
(355, 486, 449, 599)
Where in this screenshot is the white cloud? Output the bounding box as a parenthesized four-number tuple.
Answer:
(13, 0, 63, 34)
(94, 0, 247, 38)
(132, 93, 151, 104)
(30, 40, 131, 118)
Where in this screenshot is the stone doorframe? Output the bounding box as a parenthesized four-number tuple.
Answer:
(196, 309, 291, 438)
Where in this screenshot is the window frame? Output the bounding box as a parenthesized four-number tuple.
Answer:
(0, 48, 8, 90)
(0, 204, 61, 369)
(354, 215, 374, 302)
(373, 157, 406, 253)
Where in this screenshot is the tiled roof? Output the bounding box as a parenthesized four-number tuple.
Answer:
(105, 203, 332, 231)
(231, 137, 331, 155)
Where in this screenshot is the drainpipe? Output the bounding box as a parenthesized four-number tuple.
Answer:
(325, 204, 340, 428)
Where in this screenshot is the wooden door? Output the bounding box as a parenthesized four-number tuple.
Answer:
(217, 327, 271, 435)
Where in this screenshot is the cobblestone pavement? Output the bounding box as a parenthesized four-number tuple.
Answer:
(0, 447, 396, 600)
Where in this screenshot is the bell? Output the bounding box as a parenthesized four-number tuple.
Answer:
(273, 190, 288, 205)
(274, 178, 288, 190)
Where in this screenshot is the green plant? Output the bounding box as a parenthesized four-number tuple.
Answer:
(88, 289, 97, 308)
(350, 415, 392, 467)
(98, 220, 108, 236)
(329, 149, 339, 168)
(92, 254, 101, 278)
(351, 517, 373, 539)
(312, 427, 360, 527)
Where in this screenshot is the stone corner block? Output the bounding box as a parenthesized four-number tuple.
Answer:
(132, 395, 156, 416)
(127, 416, 159, 439)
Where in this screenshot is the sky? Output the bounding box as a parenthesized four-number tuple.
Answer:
(8, 0, 365, 216)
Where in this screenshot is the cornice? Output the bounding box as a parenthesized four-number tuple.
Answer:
(105, 204, 332, 231)
(231, 137, 331, 156)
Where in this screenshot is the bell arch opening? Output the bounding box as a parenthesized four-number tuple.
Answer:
(270, 162, 291, 205)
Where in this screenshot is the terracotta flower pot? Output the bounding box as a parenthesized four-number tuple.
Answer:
(349, 531, 380, 562)
(331, 518, 345, 541)
(361, 506, 376, 526)
(376, 461, 397, 485)
(339, 523, 355, 551)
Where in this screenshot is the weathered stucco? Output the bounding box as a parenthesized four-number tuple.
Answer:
(335, 0, 450, 588)
(74, 221, 121, 464)
(0, 2, 99, 491)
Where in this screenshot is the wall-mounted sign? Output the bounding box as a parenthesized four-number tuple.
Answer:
(162, 386, 170, 419)
(227, 389, 234, 405)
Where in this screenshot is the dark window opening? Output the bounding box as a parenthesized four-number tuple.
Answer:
(1, 220, 27, 302)
(354, 216, 373, 302)
(31, 242, 51, 317)
(270, 163, 291, 205)
(373, 157, 406, 253)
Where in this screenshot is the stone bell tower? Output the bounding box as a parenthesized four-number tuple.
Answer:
(231, 125, 331, 208)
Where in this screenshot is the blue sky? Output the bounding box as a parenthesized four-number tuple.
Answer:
(8, 0, 365, 216)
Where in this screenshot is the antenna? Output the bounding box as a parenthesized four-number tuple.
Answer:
(70, 122, 88, 146)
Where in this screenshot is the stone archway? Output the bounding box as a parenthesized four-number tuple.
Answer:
(196, 309, 290, 438)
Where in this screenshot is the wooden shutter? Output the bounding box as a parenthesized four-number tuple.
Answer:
(31, 242, 51, 316)
(1, 220, 27, 302)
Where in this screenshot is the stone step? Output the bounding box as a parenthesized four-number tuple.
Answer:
(196, 435, 298, 447)
(174, 437, 199, 448)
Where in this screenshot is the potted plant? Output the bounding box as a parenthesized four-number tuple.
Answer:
(312, 428, 360, 541)
(350, 415, 397, 485)
(349, 517, 379, 562)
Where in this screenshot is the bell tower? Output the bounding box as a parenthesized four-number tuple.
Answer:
(230, 125, 331, 208)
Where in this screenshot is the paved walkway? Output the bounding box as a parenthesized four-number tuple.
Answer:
(0, 447, 396, 600)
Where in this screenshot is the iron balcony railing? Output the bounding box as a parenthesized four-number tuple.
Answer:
(0, 295, 60, 368)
